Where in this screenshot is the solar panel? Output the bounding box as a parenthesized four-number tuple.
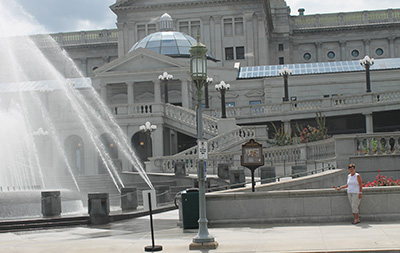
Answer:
(238, 58, 400, 79)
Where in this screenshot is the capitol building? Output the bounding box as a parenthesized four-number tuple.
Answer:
(2, 0, 400, 179)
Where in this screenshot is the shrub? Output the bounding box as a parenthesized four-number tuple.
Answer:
(363, 171, 400, 187)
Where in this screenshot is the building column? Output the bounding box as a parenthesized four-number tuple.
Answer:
(127, 81, 134, 104)
(364, 113, 374, 134)
(181, 79, 189, 108)
(213, 16, 223, 65)
(389, 36, 396, 58)
(100, 85, 107, 103)
(283, 120, 291, 133)
(80, 58, 88, 76)
(340, 40, 346, 61)
(363, 39, 370, 56)
(315, 42, 322, 62)
(152, 124, 164, 157)
(245, 12, 255, 66)
(154, 79, 161, 103)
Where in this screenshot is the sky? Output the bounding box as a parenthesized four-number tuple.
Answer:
(11, 0, 400, 35)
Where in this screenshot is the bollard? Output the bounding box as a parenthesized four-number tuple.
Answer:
(217, 163, 230, 179)
(260, 166, 276, 184)
(121, 187, 138, 211)
(41, 191, 62, 217)
(88, 193, 110, 225)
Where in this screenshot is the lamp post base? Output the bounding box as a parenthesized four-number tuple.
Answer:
(189, 241, 219, 250)
(144, 245, 163, 252)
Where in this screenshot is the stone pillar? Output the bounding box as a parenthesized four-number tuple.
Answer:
(153, 124, 164, 157)
(363, 39, 371, 56)
(100, 85, 107, 103)
(213, 16, 223, 64)
(127, 81, 134, 104)
(389, 37, 396, 58)
(245, 12, 255, 66)
(284, 120, 291, 133)
(181, 79, 189, 108)
(364, 112, 374, 134)
(340, 41, 346, 61)
(315, 42, 322, 62)
(41, 191, 61, 217)
(121, 187, 138, 211)
(154, 79, 162, 103)
(80, 58, 88, 76)
(88, 193, 110, 225)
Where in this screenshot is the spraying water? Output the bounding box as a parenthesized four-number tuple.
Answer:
(0, 0, 154, 195)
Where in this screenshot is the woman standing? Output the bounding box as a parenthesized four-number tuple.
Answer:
(335, 163, 363, 224)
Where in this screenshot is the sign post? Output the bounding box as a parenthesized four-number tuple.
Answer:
(241, 139, 264, 192)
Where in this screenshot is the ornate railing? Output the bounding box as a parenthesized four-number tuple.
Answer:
(356, 132, 400, 156)
(292, 9, 400, 29)
(165, 104, 219, 135)
(31, 29, 118, 47)
(205, 91, 400, 118)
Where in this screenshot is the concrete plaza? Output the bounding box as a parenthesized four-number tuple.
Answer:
(1, 209, 400, 253)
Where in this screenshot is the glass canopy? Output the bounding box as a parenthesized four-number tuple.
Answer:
(238, 58, 400, 79)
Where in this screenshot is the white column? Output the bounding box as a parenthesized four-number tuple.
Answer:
(153, 125, 164, 157)
(127, 81, 134, 104)
(363, 39, 370, 56)
(245, 12, 255, 66)
(154, 79, 161, 103)
(364, 113, 374, 134)
(181, 79, 189, 108)
(340, 41, 346, 61)
(315, 42, 322, 62)
(389, 37, 395, 58)
(283, 121, 291, 133)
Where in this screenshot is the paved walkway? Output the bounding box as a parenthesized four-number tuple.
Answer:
(1, 209, 400, 253)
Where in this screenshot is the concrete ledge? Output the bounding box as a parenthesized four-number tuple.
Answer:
(205, 186, 400, 225)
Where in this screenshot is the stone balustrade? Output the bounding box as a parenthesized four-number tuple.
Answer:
(205, 90, 400, 120)
(30, 29, 118, 48)
(355, 132, 400, 156)
(292, 9, 400, 29)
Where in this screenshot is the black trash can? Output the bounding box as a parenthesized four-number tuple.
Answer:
(181, 188, 199, 229)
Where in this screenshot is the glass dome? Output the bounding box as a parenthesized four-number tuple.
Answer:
(128, 31, 217, 61)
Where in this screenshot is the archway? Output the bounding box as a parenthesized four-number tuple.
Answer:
(132, 131, 153, 162)
(98, 133, 118, 174)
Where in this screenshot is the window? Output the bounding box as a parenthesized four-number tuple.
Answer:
(249, 100, 261, 105)
(225, 47, 234, 60)
(178, 20, 200, 37)
(279, 57, 284, 65)
(376, 48, 384, 56)
(303, 53, 311, 61)
(236, 46, 245, 59)
(223, 17, 244, 36)
(225, 46, 245, 60)
(278, 44, 284, 51)
(327, 51, 335, 59)
(137, 23, 156, 40)
(351, 50, 360, 57)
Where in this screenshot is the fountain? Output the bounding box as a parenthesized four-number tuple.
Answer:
(0, 0, 153, 219)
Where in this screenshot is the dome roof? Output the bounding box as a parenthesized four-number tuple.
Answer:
(128, 31, 217, 61)
(128, 13, 217, 61)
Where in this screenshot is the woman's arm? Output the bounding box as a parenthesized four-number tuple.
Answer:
(335, 184, 348, 190)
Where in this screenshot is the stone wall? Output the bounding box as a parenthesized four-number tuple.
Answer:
(204, 186, 400, 226)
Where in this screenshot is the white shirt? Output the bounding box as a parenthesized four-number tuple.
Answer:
(347, 173, 360, 194)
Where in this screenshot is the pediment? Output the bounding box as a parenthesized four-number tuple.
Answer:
(94, 48, 187, 75)
(245, 90, 264, 98)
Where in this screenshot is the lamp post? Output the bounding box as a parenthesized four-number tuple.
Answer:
(189, 36, 218, 249)
(204, 76, 213, 108)
(139, 121, 157, 161)
(158, 72, 173, 103)
(215, 81, 230, 119)
(360, 55, 375, 93)
(279, 67, 292, 102)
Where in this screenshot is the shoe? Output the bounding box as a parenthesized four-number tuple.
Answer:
(351, 221, 360, 224)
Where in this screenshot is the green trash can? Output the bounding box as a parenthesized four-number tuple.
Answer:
(181, 188, 199, 229)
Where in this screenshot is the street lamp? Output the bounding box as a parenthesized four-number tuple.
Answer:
(204, 76, 213, 108)
(279, 67, 292, 102)
(158, 72, 173, 103)
(215, 81, 230, 119)
(189, 36, 218, 249)
(360, 55, 375, 93)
